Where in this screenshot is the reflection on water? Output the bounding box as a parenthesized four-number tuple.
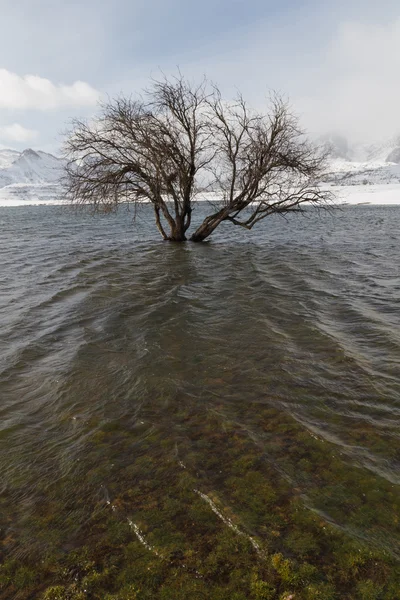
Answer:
(1, 204, 400, 598)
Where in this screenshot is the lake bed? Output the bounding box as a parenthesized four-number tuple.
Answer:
(1, 204, 400, 599)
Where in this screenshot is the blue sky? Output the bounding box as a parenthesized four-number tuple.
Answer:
(0, 0, 399, 151)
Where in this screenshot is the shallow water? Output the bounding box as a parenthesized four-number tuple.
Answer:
(1, 204, 400, 598)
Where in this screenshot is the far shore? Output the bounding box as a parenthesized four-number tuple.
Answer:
(2, 183, 400, 207)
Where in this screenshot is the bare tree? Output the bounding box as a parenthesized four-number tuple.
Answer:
(190, 90, 331, 241)
(63, 76, 331, 242)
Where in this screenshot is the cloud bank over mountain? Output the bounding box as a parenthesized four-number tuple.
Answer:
(0, 123, 38, 143)
(295, 17, 400, 142)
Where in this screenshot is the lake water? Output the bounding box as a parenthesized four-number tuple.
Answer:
(1, 204, 400, 599)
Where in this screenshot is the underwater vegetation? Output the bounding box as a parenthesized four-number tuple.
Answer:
(1, 401, 400, 600)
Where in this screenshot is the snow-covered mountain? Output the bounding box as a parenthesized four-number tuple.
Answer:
(322, 135, 400, 186)
(0, 148, 65, 204)
(0, 148, 64, 188)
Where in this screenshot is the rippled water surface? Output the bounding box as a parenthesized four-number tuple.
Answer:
(1, 204, 400, 599)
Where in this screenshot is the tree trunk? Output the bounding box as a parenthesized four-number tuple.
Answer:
(168, 216, 187, 241)
(154, 206, 169, 240)
(190, 211, 226, 242)
(154, 203, 187, 241)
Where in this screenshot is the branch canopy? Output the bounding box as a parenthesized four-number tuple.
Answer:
(63, 75, 332, 242)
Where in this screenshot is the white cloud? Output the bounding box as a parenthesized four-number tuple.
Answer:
(0, 123, 38, 142)
(0, 68, 100, 110)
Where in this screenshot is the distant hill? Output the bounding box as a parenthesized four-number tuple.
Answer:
(0, 148, 65, 188)
(0, 148, 65, 204)
(319, 135, 400, 186)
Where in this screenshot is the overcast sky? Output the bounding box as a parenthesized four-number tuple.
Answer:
(0, 0, 399, 152)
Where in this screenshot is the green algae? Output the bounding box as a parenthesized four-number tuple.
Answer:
(2, 400, 400, 600)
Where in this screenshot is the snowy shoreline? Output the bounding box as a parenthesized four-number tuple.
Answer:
(2, 184, 400, 208)
(327, 183, 400, 206)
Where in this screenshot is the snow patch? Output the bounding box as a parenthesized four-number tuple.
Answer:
(329, 184, 400, 205)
